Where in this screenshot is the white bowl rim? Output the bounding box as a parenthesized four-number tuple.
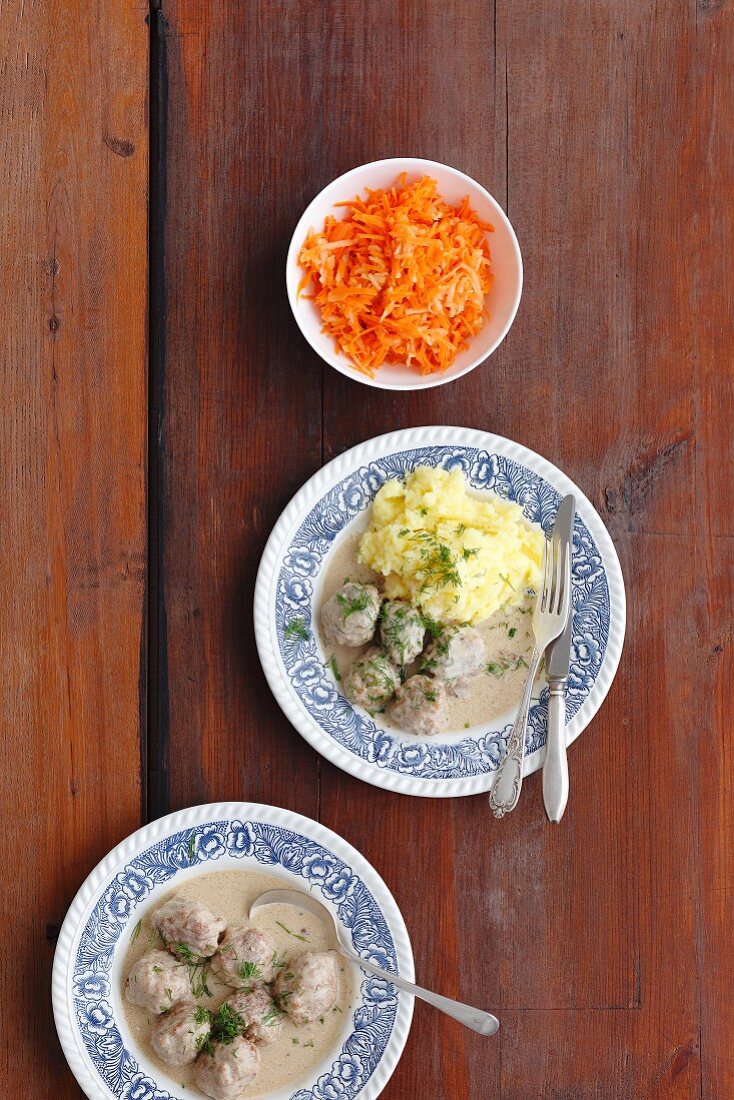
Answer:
(52, 801, 415, 1100)
(254, 425, 627, 797)
(285, 157, 523, 391)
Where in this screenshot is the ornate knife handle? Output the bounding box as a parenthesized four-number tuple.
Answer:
(489, 644, 543, 818)
(542, 680, 569, 822)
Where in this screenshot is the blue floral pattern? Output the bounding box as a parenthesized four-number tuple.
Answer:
(73, 822, 400, 1099)
(276, 446, 612, 778)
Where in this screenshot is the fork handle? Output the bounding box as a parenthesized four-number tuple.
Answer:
(489, 644, 544, 818)
(543, 681, 569, 823)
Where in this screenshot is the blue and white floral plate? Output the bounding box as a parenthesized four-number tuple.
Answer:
(52, 802, 414, 1100)
(254, 426, 626, 798)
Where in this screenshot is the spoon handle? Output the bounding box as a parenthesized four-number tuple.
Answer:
(341, 950, 499, 1036)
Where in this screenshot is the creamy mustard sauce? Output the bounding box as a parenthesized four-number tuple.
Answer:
(121, 870, 354, 1098)
(319, 533, 536, 733)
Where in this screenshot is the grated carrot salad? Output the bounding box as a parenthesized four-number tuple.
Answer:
(297, 174, 494, 377)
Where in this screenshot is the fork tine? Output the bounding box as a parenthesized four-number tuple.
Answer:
(559, 539, 572, 622)
(540, 537, 550, 611)
(552, 534, 564, 613)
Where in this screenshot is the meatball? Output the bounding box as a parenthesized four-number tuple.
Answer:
(152, 895, 225, 960)
(274, 951, 338, 1026)
(124, 949, 191, 1015)
(194, 1036, 261, 1100)
(379, 601, 425, 667)
(225, 987, 284, 1045)
(388, 674, 447, 736)
(150, 1001, 211, 1067)
(344, 648, 400, 712)
(210, 926, 277, 990)
(321, 581, 381, 647)
(421, 624, 486, 692)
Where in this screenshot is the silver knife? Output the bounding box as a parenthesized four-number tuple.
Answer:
(542, 494, 576, 823)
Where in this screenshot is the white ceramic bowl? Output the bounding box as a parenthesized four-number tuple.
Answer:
(52, 802, 414, 1100)
(286, 158, 523, 391)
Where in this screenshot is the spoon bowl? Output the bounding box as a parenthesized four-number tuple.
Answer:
(250, 887, 499, 1037)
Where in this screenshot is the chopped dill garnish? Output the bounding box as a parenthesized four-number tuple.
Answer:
(210, 1002, 245, 1045)
(409, 530, 462, 592)
(175, 943, 212, 998)
(498, 572, 515, 591)
(276, 920, 308, 942)
(130, 919, 142, 945)
(237, 960, 261, 983)
(284, 618, 310, 641)
(418, 506, 429, 516)
(420, 612, 444, 639)
(455, 523, 467, 536)
(153, 965, 163, 974)
(174, 943, 199, 963)
(271, 950, 286, 970)
(508, 626, 517, 638)
(487, 656, 528, 678)
(261, 1004, 282, 1027)
(336, 590, 371, 619)
(325, 654, 341, 681)
(195, 1005, 212, 1026)
(332, 1005, 342, 1013)
(462, 546, 479, 560)
(302, 1040, 315, 1049)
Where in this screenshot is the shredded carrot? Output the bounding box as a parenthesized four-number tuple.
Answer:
(297, 174, 494, 377)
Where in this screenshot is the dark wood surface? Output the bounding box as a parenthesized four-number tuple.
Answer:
(2, 1, 733, 1097)
(0, 0, 149, 1093)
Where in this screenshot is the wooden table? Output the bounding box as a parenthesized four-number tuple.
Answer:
(3, 1, 732, 1096)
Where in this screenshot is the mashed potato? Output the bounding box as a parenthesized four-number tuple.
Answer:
(358, 466, 544, 625)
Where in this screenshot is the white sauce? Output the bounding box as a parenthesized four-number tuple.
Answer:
(319, 533, 536, 734)
(121, 870, 354, 1098)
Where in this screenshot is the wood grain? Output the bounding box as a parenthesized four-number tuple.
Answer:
(157, 0, 734, 1096)
(1, 0, 730, 1096)
(0, 0, 148, 1094)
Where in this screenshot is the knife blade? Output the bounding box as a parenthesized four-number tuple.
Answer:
(542, 493, 576, 823)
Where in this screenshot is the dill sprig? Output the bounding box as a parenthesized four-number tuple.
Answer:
(408, 530, 462, 593)
(174, 942, 212, 998)
(336, 589, 371, 620)
(487, 656, 528, 678)
(275, 920, 308, 942)
(324, 654, 341, 681)
(237, 959, 262, 983)
(284, 618, 310, 641)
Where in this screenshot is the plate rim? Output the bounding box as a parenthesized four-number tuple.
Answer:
(52, 801, 415, 1100)
(254, 425, 626, 798)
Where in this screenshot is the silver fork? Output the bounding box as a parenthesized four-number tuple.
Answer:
(489, 536, 572, 818)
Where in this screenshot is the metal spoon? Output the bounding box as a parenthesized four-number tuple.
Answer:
(249, 888, 499, 1036)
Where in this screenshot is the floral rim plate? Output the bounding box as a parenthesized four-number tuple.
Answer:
(52, 802, 414, 1100)
(254, 426, 626, 797)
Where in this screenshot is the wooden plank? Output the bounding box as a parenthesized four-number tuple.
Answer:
(158, 1, 734, 1097)
(694, 3, 734, 1095)
(0, 1, 148, 1095)
(158, 1, 323, 816)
